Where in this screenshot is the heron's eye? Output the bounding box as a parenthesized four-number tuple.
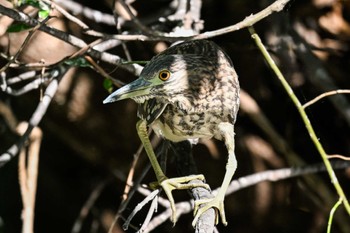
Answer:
(158, 70, 171, 81)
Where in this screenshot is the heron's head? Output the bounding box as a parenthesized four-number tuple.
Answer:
(103, 54, 204, 105)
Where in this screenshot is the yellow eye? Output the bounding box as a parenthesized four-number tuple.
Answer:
(158, 70, 171, 81)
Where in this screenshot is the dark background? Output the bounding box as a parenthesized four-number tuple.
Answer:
(1, 0, 350, 232)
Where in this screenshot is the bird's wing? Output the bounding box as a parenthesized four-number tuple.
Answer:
(138, 99, 168, 125)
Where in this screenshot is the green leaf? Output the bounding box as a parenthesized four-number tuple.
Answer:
(38, 9, 50, 19)
(64, 57, 92, 68)
(6, 23, 32, 32)
(19, 0, 40, 8)
(18, 0, 51, 19)
(103, 79, 114, 93)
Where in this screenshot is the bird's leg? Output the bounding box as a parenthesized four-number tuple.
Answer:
(136, 120, 210, 224)
(137, 120, 167, 182)
(192, 122, 237, 227)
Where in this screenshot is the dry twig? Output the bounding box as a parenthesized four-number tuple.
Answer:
(17, 122, 43, 233)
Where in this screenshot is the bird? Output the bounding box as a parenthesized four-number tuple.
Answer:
(103, 40, 240, 227)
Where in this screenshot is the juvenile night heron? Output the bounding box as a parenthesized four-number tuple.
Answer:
(103, 40, 240, 226)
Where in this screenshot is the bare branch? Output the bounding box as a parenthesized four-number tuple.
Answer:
(0, 5, 143, 75)
(115, 0, 160, 36)
(146, 160, 350, 231)
(122, 189, 159, 231)
(44, 0, 90, 30)
(303, 89, 350, 109)
(71, 179, 111, 233)
(17, 122, 43, 233)
(1, 0, 292, 43)
(0, 16, 51, 73)
(327, 154, 350, 161)
(0, 65, 69, 167)
(291, 29, 350, 127)
(193, 0, 290, 40)
(3, 70, 36, 85)
(2, 69, 60, 96)
(54, 0, 117, 26)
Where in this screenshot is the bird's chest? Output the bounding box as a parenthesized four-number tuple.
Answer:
(150, 105, 222, 142)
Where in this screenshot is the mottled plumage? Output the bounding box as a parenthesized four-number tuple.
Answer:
(136, 40, 239, 142)
(103, 40, 240, 227)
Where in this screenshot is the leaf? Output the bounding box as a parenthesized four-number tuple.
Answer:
(64, 57, 92, 68)
(103, 79, 114, 93)
(6, 23, 33, 32)
(38, 9, 50, 19)
(18, 0, 51, 19)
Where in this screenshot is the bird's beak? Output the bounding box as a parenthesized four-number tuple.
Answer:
(103, 78, 152, 104)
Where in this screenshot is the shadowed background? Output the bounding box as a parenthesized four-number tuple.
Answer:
(1, 0, 350, 232)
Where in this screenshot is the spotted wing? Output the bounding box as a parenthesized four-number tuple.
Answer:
(137, 99, 167, 125)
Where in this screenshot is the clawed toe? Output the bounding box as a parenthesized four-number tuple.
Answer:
(158, 175, 209, 224)
(192, 197, 227, 227)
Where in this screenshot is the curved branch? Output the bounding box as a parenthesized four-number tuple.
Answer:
(0, 65, 69, 167)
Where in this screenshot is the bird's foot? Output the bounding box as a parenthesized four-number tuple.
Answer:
(158, 174, 210, 224)
(192, 196, 227, 227)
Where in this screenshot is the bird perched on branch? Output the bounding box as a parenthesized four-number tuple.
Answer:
(103, 40, 240, 227)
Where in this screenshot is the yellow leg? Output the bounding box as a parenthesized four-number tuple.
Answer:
(136, 120, 210, 224)
(192, 122, 237, 227)
(137, 120, 167, 182)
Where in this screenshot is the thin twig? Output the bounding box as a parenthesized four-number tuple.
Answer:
(137, 185, 170, 208)
(54, 0, 117, 25)
(2, 69, 59, 96)
(248, 26, 350, 215)
(113, 1, 133, 65)
(43, 0, 89, 30)
(115, 0, 161, 36)
(109, 0, 291, 41)
(17, 122, 43, 233)
(0, 16, 51, 73)
(122, 144, 144, 202)
(327, 198, 343, 233)
(4, 71, 37, 85)
(0, 65, 69, 167)
(291, 29, 350, 127)
(137, 196, 159, 233)
(327, 154, 350, 161)
(193, 0, 290, 40)
(0, 5, 143, 75)
(0, 100, 18, 132)
(71, 179, 111, 233)
(303, 89, 350, 109)
(108, 136, 162, 233)
(123, 189, 160, 230)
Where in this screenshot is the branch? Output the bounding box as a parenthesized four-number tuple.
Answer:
(248, 26, 350, 216)
(0, 65, 69, 167)
(54, 0, 117, 26)
(193, 0, 290, 40)
(303, 89, 350, 109)
(0, 5, 143, 75)
(291, 29, 350, 127)
(1, 69, 61, 96)
(0, 16, 50, 73)
(145, 160, 350, 232)
(2, 71, 37, 85)
(71, 178, 112, 233)
(17, 122, 43, 233)
(109, 0, 292, 41)
(0, 0, 291, 44)
(327, 198, 343, 233)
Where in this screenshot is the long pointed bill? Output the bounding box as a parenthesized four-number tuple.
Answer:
(103, 78, 152, 104)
